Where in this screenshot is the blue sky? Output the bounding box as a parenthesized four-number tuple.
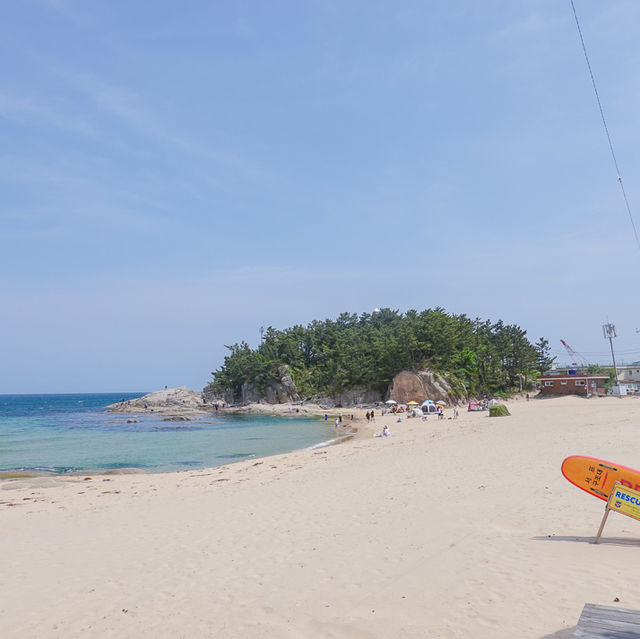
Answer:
(2, 0, 640, 393)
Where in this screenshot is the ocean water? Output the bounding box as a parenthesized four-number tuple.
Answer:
(0, 393, 337, 476)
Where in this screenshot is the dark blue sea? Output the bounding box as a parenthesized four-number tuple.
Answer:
(0, 393, 336, 476)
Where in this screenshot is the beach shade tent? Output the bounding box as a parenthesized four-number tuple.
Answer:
(385, 400, 397, 405)
(421, 401, 439, 414)
(421, 400, 435, 406)
(468, 402, 483, 411)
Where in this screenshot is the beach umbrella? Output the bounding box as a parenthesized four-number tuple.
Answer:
(407, 401, 419, 405)
(436, 401, 446, 406)
(385, 400, 397, 404)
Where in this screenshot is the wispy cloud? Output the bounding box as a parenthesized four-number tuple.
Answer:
(0, 92, 95, 137)
(53, 69, 254, 173)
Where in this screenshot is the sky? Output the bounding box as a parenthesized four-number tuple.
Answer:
(2, 0, 640, 393)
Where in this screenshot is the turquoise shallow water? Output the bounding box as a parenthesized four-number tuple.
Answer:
(0, 393, 336, 475)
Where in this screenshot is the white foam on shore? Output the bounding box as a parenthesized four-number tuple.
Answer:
(305, 433, 355, 450)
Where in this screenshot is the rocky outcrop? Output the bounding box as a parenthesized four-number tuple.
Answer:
(316, 388, 383, 408)
(265, 366, 300, 404)
(388, 370, 457, 404)
(203, 367, 459, 410)
(241, 381, 261, 404)
(105, 387, 206, 414)
(205, 365, 301, 406)
(202, 385, 233, 406)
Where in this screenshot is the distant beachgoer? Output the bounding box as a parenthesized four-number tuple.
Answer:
(365, 411, 370, 422)
(370, 412, 375, 423)
(335, 418, 340, 428)
(339, 414, 343, 423)
(324, 413, 328, 421)
(526, 393, 530, 401)
(382, 425, 390, 437)
(453, 406, 459, 419)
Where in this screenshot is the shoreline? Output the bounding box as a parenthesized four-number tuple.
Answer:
(6, 396, 640, 637)
(0, 411, 372, 481)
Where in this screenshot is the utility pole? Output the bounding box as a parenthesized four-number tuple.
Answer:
(603, 323, 619, 385)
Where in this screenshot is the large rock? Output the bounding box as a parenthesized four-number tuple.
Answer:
(241, 381, 261, 404)
(388, 370, 456, 404)
(265, 365, 300, 404)
(202, 385, 233, 406)
(334, 388, 382, 407)
(106, 387, 206, 413)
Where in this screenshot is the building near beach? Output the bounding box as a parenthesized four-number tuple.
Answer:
(610, 380, 639, 396)
(537, 371, 609, 397)
(616, 363, 640, 382)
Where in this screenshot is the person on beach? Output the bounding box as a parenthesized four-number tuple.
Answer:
(324, 413, 328, 421)
(335, 418, 340, 428)
(366, 411, 370, 422)
(453, 406, 459, 419)
(382, 425, 390, 437)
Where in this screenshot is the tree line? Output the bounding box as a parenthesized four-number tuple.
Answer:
(206, 308, 554, 401)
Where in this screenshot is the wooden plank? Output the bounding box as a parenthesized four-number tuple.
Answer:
(573, 603, 640, 637)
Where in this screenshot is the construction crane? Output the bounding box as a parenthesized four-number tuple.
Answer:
(560, 339, 588, 367)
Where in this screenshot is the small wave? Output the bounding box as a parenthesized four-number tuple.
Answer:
(215, 453, 256, 460)
(305, 434, 354, 450)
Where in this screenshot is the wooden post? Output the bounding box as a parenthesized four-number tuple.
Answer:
(594, 505, 611, 544)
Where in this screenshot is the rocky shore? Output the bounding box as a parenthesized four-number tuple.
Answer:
(105, 387, 209, 416)
(104, 387, 352, 419)
(106, 368, 460, 419)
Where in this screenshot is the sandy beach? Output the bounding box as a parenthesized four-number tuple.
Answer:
(3, 395, 640, 638)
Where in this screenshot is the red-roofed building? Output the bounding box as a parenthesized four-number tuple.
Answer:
(537, 371, 609, 397)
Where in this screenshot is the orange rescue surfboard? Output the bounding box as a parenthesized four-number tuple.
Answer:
(562, 455, 640, 502)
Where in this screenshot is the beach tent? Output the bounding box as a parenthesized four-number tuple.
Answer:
(421, 401, 439, 414)
(421, 400, 435, 407)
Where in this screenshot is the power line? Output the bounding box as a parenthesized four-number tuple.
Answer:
(570, 0, 640, 251)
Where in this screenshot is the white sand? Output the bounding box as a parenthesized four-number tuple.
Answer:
(3, 396, 640, 638)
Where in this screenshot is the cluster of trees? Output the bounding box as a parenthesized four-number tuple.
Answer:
(207, 308, 555, 401)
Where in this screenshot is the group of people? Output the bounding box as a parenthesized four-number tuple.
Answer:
(365, 411, 376, 423)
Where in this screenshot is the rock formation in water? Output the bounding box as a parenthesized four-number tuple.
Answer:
(106, 387, 206, 414)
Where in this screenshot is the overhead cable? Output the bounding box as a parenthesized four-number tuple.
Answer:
(570, 0, 640, 251)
